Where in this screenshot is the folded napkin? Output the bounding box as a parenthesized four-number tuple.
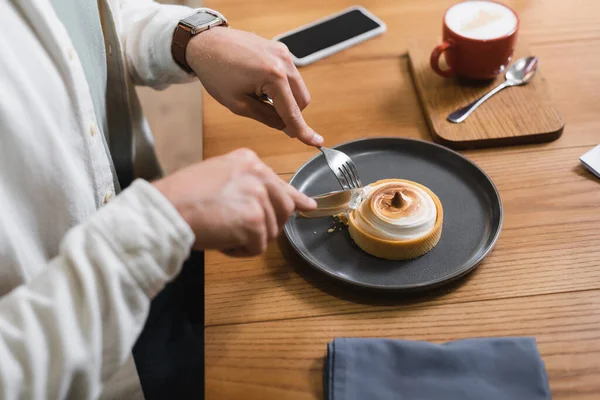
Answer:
(325, 337, 551, 400)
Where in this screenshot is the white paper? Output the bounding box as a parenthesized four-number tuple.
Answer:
(580, 144, 600, 179)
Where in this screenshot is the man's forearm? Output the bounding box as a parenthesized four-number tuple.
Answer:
(0, 180, 193, 399)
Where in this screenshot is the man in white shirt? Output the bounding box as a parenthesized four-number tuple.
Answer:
(0, 1, 321, 398)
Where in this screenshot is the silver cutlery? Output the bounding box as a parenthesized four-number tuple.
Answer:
(297, 188, 363, 218)
(319, 146, 361, 190)
(258, 94, 361, 189)
(447, 56, 539, 124)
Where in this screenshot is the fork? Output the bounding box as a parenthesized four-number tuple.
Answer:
(319, 146, 361, 189)
(257, 94, 361, 189)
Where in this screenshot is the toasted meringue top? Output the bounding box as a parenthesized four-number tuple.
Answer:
(352, 180, 437, 241)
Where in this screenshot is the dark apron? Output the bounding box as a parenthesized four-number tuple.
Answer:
(132, 251, 205, 399)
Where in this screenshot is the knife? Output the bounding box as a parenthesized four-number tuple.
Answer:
(297, 188, 363, 218)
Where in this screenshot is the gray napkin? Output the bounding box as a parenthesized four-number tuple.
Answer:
(325, 337, 551, 400)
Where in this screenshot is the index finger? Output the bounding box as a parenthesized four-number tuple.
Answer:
(276, 177, 317, 212)
(263, 79, 323, 147)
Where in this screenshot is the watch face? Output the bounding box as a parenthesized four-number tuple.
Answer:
(181, 12, 218, 29)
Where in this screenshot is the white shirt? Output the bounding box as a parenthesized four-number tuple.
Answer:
(0, 0, 206, 398)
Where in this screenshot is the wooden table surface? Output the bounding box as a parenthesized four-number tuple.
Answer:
(202, 1, 600, 398)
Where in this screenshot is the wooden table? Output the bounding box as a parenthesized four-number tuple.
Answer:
(202, 1, 600, 398)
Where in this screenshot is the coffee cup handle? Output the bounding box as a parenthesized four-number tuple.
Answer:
(430, 41, 454, 78)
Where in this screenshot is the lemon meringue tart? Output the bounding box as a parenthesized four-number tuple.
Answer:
(347, 179, 443, 260)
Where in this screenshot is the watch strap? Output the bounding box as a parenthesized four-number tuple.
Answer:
(171, 9, 228, 74)
(172, 25, 194, 73)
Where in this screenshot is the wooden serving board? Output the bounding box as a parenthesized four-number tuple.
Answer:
(408, 39, 564, 150)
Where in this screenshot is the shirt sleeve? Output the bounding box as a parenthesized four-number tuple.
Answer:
(0, 179, 194, 399)
(117, 0, 207, 88)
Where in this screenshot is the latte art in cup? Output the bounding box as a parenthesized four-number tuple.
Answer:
(430, 0, 520, 80)
(445, 1, 518, 40)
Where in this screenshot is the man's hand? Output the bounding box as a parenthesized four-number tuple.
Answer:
(153, 148, 317, 256)
(185, 27, 324, 147)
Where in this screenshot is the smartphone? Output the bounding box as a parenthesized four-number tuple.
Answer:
(273, 6, 386, 67)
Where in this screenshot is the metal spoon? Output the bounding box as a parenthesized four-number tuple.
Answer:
(447, 56, 539, 124)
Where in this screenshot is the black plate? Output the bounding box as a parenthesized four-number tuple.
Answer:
(283, 138, 503, 291)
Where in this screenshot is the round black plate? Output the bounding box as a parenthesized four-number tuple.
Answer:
(283, 138, 503, 291)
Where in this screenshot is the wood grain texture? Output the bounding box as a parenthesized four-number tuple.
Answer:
(203, 57, 430, 170)
(206, 219, 600, 326)
(206, 290, 600, 399)
(205, 145, 600, 326)
(206, 0, 600, 61)
(409, 40, 564, 149)
(203, 39, 600, 173)
(202, 0, 600, 397)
